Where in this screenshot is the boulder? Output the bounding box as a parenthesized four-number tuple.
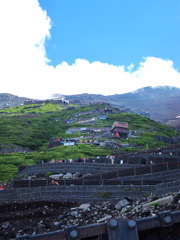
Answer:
(63, 173, 72, 179)
(142, 196, 174, 210)
(79, 203, 91, 210)
(2, 222, 10, 229)
(50, 174, 64, 180)
(115, 199, 129, 210)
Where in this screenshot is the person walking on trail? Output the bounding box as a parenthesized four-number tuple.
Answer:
(51, 180, 59, 186)
(111, 155, 115, 164)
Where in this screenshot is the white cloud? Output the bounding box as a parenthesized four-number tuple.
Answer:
(0, 0, 180, 99)
(132, 57, 180, 89)
(0, 0, 51, 98)
(127, 63, 134, 72)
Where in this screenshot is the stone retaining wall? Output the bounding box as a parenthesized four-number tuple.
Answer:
(155, 179, 180, 195)
(1, 180, 179, 203)
(0, 185, 156, 203)
(122, 169, 180, 180)
(17, 162, 138, 177)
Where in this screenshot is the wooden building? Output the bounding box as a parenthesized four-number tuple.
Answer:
(48, 138, 77, 148)
(104, 107, 112, 114)
(111, 121, 129, 138)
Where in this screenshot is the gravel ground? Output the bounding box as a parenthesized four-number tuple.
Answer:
(0, 192, 180, 239)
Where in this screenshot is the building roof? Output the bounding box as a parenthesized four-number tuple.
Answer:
(112, 121, 128, 129)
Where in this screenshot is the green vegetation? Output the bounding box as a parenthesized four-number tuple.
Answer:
(0, 102, 178, 181)
(107, 113, 178, 150)
(168, 192, 173, 195)
(133, 187, 142, 191)
(46, 172, 53, 177)
(150, 201, 158, 207)
(99, 191, 111, 199)
(150, 186, 155, 191)
(144, 192, 151, 197)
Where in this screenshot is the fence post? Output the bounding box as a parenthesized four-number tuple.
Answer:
(121, 179, 123, 185)
(166, 162, 169, 171)
(28, 180, 31, 188)
(12, 179, 14, 188)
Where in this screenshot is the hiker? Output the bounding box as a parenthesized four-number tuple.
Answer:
(111, 155, 115, 164)
(77, 157, 82, 162)
(40, 160, 44, 164)
(158, 148, 162, 155)
(49, 159, 55, 163)
(51, 180, 59, 186)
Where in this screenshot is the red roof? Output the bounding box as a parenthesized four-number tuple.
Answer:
(112, 122, 128, 129)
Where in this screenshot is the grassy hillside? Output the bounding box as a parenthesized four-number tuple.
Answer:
(0, 102, 178, 181)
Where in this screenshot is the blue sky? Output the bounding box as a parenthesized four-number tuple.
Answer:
(39, 0, 180, 70)
(0, 0, 180, 99)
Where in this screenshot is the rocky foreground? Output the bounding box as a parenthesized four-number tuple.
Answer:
(0, 191, 180, 239)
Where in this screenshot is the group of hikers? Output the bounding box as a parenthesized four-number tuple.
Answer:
(40, 157, 91, 165)
(51, 179, 59, 186)
(40, 155, 118, 165)
(106, 155, 116, 164)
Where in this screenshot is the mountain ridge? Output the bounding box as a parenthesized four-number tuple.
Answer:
(63, 86, 180, 123)
(1, 86, 180, 124)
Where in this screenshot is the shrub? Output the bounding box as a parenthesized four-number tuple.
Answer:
(46, 172, 53, 177)
(99, 192, 111, 199)
(150, 202, 157, 207)
(144, 192, 150, 197)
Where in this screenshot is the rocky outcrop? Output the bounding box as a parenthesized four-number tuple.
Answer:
(0, 143, 29, 154)
(0, 93, 27, 110)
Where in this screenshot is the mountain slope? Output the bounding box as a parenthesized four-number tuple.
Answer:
(0, 101, 178, 181)
(0, 93, 28, 109)
(1, 86, 180, 123)
(64, 86, 180, 123)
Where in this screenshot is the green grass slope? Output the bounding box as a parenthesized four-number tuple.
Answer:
(0, 102, 178, 181)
